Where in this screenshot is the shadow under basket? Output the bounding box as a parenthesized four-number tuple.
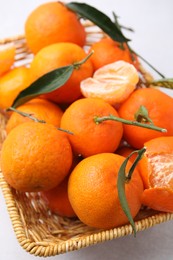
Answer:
(0, 22, 173, 257)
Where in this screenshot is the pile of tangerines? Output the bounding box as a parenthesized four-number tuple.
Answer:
(0, 2, 173, 230)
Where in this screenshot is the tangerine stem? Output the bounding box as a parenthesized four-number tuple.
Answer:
(8, 107, 73, 135)
(73, 50, 94, 69)
(126, 147, 146, 181)
(94, 114, 167, 133)
(133, 50, 165, 79)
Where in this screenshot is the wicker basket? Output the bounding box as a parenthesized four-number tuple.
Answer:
(0, 21, 173, 257)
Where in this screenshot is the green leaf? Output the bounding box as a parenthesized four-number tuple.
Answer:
(117, 147, 146, 236)
(66, 2, 130, 43)
(12, 65, 73, 108)
(151, 78, 173, 89)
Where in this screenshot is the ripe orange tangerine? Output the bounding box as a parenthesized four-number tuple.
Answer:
(25, 2, 86, 54)
(1, 122, 73, 192)
(60, 97, 123, 157)
(41, 176, 76, 218)
(118, 88, 173, 149)
(0, 44, 15, 76)
(6, 98, 63, 134)
(0, 67, 31, 109)
(89, 37, 140, 71)
(30, 42, 93, 104)
(68, 153, 144, 229)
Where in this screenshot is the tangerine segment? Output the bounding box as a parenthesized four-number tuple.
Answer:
(0, 67, 31, 109)
(0, 44, 15, 76)
(138, 136, 173, 189)
(80, 61, 139, 106)
(147, 153, 173, 189)
(118, 88, 173, 149)
(25, 2, 86, 54)
(1, 122, 73, 192)
(60, 98, 123, 157)
(142, 187, 173, 212)
(68, 153, 143, 229)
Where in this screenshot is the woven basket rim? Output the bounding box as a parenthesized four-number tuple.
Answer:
(1, 170, 173, 257)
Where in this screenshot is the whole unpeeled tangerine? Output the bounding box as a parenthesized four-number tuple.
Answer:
(1, 122, 73, 192)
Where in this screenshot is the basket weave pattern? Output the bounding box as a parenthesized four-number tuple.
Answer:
(0, 23, 173, 257)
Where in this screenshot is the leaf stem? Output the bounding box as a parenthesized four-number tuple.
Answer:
(117, 147, 146, 236)
(94, 114, 167, 133)
(131, 49, 165, 79)
(7, 107, 73, 135)
(126, 147, 146, 181)
(73, 50, 94, 69)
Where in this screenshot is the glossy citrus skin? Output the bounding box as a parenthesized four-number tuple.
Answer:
(118, 88, 173, 149)
(30, 43, 94, 104)
(89, 37, 139, 71)
(25, 2, 86, 54)
(68, 153, 144, 229)
(1, 122, 73, 192)
(60, 98, 123, 157)
(0, 67, 31, 109)
(0, 44, 15, 76)
(6, 98, 63, 134)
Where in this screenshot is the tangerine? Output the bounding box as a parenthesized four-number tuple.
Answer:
(89, 37, 139, 71)
(0, 44, 15, 76)
(41, 176, 76, 218)
(30, 42, 93, 104)
(1, 122, 73, 192)
(68, 153, 144, 229)
(6, 98, 63, 134)
(25, 2, 86, 54)
(118, 88, 173, 149)
(0, 67, 31, 109)
(60, 97, 123, 157)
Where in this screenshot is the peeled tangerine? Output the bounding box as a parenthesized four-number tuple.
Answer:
(80, 60, 139, 107)
(138, 136, 173, 212)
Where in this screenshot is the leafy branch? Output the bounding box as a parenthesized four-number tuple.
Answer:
(67, 2, 165, 79)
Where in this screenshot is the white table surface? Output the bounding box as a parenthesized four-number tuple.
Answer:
(0, 1, 173, 259)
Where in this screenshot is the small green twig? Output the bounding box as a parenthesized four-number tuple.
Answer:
(8, 107, 46, 123)
(126, 147, 146, 181)
(94, 114, 167, 133)
(133, 50, 165, 79)
(73, 50, 94, 69)
(7, 107, 73, 135)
